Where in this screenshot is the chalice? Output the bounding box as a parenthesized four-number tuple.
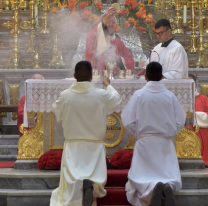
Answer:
(106, 61, 117, 79)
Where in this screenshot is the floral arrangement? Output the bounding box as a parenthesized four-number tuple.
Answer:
(50, 0, 104, 32)
(37, 149, 109, 170)
(37, 150, 63, 169)
(110, 149, 133, 169)
(117, 0, 161, 37)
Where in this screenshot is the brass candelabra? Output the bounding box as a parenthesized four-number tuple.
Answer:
(188, 0, 198, 53)
(173, 0, 184, 34)
(196, 0, 206, 68)
(40, 0, 50, 34)
(6, 1, 22, 69)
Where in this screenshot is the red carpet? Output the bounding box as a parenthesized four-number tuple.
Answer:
(0, 161, 15, 168)
(97, 169, 131, 206)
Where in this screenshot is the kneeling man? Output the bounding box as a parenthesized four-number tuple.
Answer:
(50, 61, 121, 206)
(121, 62, 186, 206)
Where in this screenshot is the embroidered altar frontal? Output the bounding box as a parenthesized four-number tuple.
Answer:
(24, 79, 195, 156)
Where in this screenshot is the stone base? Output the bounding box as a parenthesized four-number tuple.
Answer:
(179, 159, 205, 170)
(14, 160, 38, 170)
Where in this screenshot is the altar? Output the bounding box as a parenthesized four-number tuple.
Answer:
(16, 78, 202, 160)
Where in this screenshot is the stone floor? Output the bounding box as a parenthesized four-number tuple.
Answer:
(0, 168, 207, 206)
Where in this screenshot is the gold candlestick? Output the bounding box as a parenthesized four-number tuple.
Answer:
(6, 1, 22, 69)
(196, 0, 206, 68)
(164, 0, 169, 19)
(10, 0, 22, 34)
(173, 0, 184, 34)
(27, 0, 36, 54)
(33, 48, 41, 69)
(49, 31, 66, 69)
(40, 0, 50, 34)
(188, 0, 198, 53)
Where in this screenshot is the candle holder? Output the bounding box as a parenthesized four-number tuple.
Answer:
(188, 0, 198, 53)
(196, 0, 206, 68)
(173, 0, 184, 34)
(182, 22, 188, 49)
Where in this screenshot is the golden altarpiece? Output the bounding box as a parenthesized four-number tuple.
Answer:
(0, 0, 207, 162)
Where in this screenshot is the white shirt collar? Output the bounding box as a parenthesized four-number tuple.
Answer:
(69, 82, 94, 94)
(143, 81, 166, 93)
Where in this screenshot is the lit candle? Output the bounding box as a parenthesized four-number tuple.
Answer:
(183, 5, 187, 24)
(35, 5, 38, 25)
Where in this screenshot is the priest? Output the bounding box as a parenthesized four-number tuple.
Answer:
(138, 19, 188, 79)
(85, 7, 134, 73)
(50, 61, 121, 206)
(17, 74, 44, 137)
(121, 62, 186, 206)
(189, 73, 208, 166)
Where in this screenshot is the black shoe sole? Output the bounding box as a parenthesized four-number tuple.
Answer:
(83, 179, 93, 206)
(164, 184, 176, 206)
(151, 182, 164, 206)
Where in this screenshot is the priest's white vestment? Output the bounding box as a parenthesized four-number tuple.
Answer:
(148, 40, 188, 80)
(121, 81, 186, 206)
(50, 81, 121, 206)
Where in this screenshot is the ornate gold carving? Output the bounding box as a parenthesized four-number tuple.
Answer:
(175, 127, 202, 159)
(2, 21, 12, 29)
(50, 111, 63, 149)
(27, 111, 36, 118)
(124, 135, 135, 149)
(104, 113, 125, 148)
(20, 21, 31, 29)
(105, 133, 115, 140)
(9, 85, 19, 120)
(200, 85, 208, 98)
(17, 111, 43, 159)
(186, 110, 193, 118)
(0, 81, 6, 117)
(19, 123, 24, 134)
(106, 115, 117, 126)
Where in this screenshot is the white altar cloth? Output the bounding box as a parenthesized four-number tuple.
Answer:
(25, 79, 195, 116)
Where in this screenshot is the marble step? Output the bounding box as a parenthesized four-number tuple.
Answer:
(0, 146, 17, 155)
(0, 188, 207, 206)
(0, 155, 17, 161)
(0, 168, 208, 190)
(0, 135, 19, 145)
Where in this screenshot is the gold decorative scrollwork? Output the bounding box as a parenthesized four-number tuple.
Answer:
(9, 85, 19, 120)
(186, 110, 193, 118)
(200, 85, 208, 98)
(104, 113, 125, 148)
(175, 127, 202, 159)
(2, 21, 12, 29)
(20, 21, 31, 29)
(105, 133, 115, 140)
(124, 135, 135, 149)
(106, 115, 117, 126)
(17, 111, 43, 159)
(27, 111, 37, 118)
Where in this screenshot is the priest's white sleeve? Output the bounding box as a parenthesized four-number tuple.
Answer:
(173, 95, 186, 134)
(103, 85, 122, 115)
(52, 91, 66, 122)
(121, 93, 137, 137)
(196, 112, 208, 128)
(163, 47, 188, 80)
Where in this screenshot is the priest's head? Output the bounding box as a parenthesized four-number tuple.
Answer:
(145, 62, 163, 81)
(155, 19, 172, 43)
(106, 16, 116, 35)
(188, 73, 197, 88)
(74, 61, 92, 82)
(32, 74, 44, 79)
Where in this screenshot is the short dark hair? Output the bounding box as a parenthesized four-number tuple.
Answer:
(75, 61, 92, 82)
(188, 73, 196, 82)
(146, 62, 163, 81)
(155, 19, 171, 30)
